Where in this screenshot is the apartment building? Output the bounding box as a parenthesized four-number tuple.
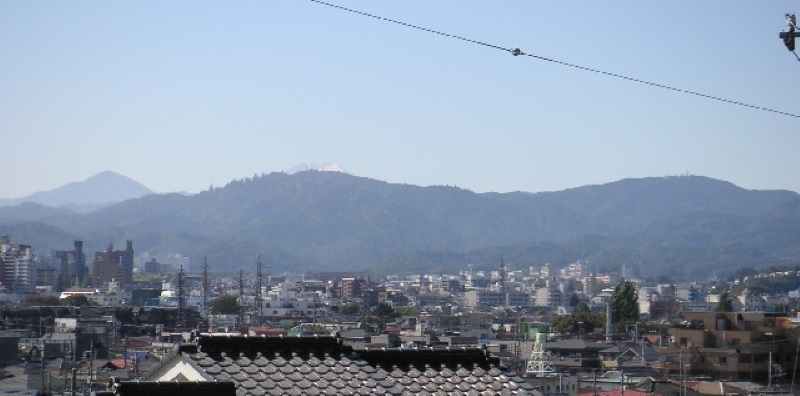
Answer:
(656, 311, 795, 382)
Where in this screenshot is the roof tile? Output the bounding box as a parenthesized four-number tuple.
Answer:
(151, 335, 532, 395)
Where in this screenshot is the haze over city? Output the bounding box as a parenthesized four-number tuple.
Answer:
(2, 1, 799, 198)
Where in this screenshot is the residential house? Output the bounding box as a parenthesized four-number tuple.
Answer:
(142, 334, 539, 395)
(656, 311, 794, 382)
(543, 338, 611, 373)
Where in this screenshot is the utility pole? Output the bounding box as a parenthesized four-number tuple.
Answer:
(679, 348, 684, 396)
(88, 339, 93, 393)
(769, 351, 773, 391)
(202, 257, 209, 308)
(791, 335, 799, 395)
(606, 303, 612, 342)
(256, 256, 263, 319)
(780, 12, 800, 59)
(177, 265, 186, 331)
(239, 269, 245, 326)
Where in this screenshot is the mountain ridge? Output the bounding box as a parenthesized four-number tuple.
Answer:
(0, 171, 797, 280)
(0, 171, 154, 213)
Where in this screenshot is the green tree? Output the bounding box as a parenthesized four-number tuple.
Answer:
(550, 311, 605, 334)
(208, 294, 240, 314)
(24, 294, 60, 306)
(574, 301, 590, 314)
(62, 295, 91, 307)
(611, 281, 639, 323)
(373, 302, 397, 319)
(338, 303, 361, 315)
(569, 293, 580, 307)
(716, 289, 734, 312)
(364, 301, 400, 333)
(394, 306, 413, 316)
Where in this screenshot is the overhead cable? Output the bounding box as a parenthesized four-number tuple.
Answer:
(308, 0, 800, 119)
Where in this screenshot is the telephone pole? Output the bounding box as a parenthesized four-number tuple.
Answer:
(176, 265, 186, 330)
(202, 257, 209, 307)
(256, 256, 263, 318)
(238, 269, 245, 325)
(780, 12, 800, 59)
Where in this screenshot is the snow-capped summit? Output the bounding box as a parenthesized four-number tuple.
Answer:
(286, 162, 347, 174)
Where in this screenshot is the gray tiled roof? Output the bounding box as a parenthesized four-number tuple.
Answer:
(146, 335, 536, 395)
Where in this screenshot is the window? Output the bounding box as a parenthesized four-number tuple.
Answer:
(718, 356, 727, 364)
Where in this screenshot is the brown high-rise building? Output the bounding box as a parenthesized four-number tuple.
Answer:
(91, 240, 134, 287)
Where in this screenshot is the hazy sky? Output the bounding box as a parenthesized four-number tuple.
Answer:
(2, 1, 799, 198)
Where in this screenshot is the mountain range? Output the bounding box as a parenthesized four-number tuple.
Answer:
(0, 171, 153, 213)
(0, 171, 798, 280)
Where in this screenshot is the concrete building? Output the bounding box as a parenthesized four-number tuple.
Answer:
(91, 240, 134, 287)
(535, 285, 563, 308)
(463, 290, 504, 309)
(250, 279, 330, 320)
(340, 277, 366, 300)
(0, 235, 34, 293)
(657, 311, 794, 382)
(55, 240, 87, 288)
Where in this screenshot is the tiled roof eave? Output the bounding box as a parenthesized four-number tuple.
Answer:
(142, 345, 214, 382)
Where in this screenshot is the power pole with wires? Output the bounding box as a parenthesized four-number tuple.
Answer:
(176, 265, 186, 331)
(780, 13, 800, 60)
(202, 257, 210, 309)
(239, 269, 245, 326)
(256, 256, 263, 319)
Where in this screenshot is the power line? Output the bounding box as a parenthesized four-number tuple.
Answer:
(308, 0, 800, 119)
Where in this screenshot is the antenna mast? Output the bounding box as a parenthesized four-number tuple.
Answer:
(526, 333, 556, 377)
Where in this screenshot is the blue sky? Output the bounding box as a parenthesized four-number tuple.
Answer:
(1, 1, 798, 198)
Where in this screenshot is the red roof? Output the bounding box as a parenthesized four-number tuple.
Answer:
(248, 327, 288, 336)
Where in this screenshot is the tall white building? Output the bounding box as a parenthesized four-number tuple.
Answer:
(560, 261, 588, 279)
(0, 235, 34, 293)
(260, 280, 327, 318)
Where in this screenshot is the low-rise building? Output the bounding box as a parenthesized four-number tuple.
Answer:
(656, 311, 794, 382)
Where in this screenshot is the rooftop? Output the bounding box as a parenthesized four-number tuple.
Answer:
(143, 334, 538, 395)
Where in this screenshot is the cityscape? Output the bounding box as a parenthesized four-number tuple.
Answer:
(1, 232, 800, 395)
(3, 1, 799, 395)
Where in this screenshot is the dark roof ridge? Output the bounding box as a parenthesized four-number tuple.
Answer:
(110, 380, 237, 396)
(355, 345, 499, 367)
(194, 334, 352, 356)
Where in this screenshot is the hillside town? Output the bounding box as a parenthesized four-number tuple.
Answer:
(1, 235, 800, 395)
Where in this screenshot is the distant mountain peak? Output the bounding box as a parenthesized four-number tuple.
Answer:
(286, 162, 347, 174)
(0, 171, 154, 213)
